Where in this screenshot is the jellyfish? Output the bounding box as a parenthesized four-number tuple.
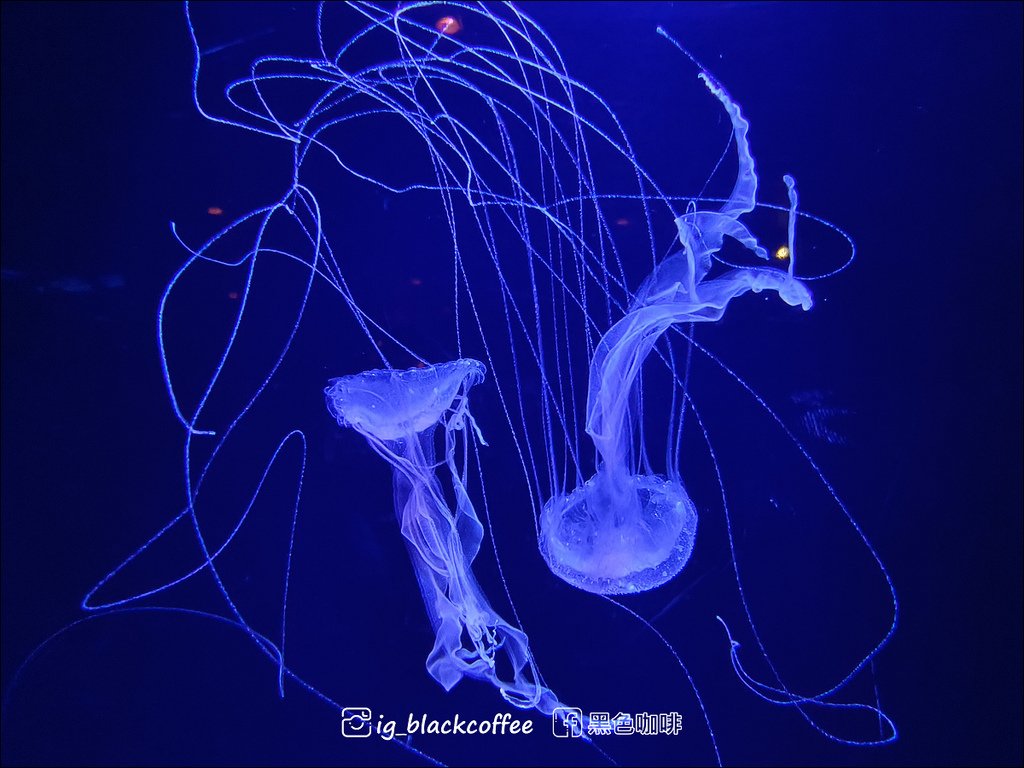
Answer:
(324, 358, 563, 715)
(540, 74, 812, 595)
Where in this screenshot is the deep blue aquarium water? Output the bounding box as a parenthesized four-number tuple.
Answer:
(1, 2, 1021, 767)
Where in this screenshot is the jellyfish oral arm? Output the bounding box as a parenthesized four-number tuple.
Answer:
(587, 59, 813, 499)
(586, 307, 676, 482)
(384, 429, 503, 681)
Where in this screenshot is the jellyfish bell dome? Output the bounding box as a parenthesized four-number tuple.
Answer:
(325, 358, 485, 440)
(539, 471, 698, 595)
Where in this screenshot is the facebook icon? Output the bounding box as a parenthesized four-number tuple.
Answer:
(552, 707, 584, 738)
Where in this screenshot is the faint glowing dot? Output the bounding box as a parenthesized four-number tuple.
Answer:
(435, 16, 461, 35)
(207, 206, 224, 216)
(409, 277, 423, 286)
(227, 291, 239, 300)
(615, 217, 630, 227)
(774, 245, 790, 260)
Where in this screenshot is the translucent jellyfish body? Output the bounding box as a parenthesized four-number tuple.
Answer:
(325, 358, 563, 714)
(540, 75, 812, 595)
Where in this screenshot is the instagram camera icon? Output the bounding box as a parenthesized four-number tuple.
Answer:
(341, 707, 372, 738)
(552, 707, 584, 738)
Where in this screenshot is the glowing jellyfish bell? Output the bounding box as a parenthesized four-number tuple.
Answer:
(324, 358, 565, 714)
(540, 74, 812, 596)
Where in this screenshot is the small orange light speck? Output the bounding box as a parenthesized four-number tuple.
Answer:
(774, 245, 790, 261)
(435, 16, 461, 35)
(208, 206, 224, 216)
(227, 291, 239, 300)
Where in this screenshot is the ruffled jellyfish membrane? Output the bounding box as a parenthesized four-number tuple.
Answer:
(540, 74, 813, 595)
(325, 358, 563, 714)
